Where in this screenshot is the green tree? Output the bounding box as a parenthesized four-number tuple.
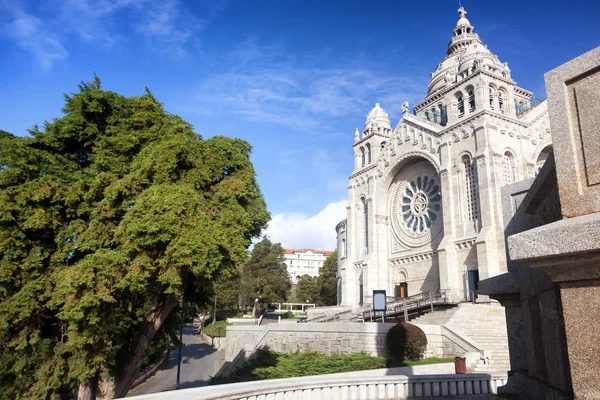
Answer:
(317, 251, 338, 306)
(213, 267, 242, 310)
(239, 237, 291, 308)
(0, 78, 269, 399)
(294, 275, 320, 304)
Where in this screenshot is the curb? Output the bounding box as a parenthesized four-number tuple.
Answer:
(131, 350, 170, 389)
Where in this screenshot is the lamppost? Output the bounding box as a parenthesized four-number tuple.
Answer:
(254, 298, 259, 325)
(211, 295, 217, 346)
(175, 297, 184, 390)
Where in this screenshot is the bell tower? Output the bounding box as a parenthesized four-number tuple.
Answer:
(352, 103, 392, 172)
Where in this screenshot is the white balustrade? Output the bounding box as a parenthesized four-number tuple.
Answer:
(125, 372, 508, 400)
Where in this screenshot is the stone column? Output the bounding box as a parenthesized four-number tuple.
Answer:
(437, 161, 460, 301)
(479, 272, 523, 397)
(474, 74, 486, 112)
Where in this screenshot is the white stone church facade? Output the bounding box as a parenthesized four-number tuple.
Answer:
(335, 7, 553, 308)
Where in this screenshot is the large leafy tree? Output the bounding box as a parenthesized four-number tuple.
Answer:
(239, 237, 291, 308)
(294, 275, 320, 304)
(317, 251, 338, 306)
(0, 78, 269, 399)
(213, 268, 242, 310)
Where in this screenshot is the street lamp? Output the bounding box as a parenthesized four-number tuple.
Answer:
(176, 297, 184, 390)
(254, 298, 259, 325)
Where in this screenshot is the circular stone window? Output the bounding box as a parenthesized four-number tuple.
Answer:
(390, 167, 443, 249)
(401, 176, 441, 234)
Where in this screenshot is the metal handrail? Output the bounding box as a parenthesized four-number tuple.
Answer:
(515, 96, 544, 116)
(360, 290, 450, 320)
(309, 309, 354, 323)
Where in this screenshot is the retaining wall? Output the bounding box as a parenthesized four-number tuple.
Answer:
(225, 323, 479, 365)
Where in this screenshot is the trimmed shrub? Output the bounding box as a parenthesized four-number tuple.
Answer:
(386, 322, 427, 362)
(210, 350, 386, 384)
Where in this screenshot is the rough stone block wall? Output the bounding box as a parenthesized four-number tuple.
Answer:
(226, 323, 395, 363)
(225, 322, 476, 368)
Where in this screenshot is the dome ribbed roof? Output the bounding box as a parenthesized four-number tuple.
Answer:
(365, 103, 391, 130)
(426, 7, 505, 95)
(456, 16, 471, 27)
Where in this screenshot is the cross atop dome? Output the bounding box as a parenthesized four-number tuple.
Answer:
(455, 6, 472, 29)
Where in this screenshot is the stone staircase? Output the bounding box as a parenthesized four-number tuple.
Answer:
(412, 302, 510, 373)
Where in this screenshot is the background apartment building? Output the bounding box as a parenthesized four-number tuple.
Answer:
(283, 248, 334, 284)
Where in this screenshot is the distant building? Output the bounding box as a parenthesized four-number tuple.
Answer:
(283, 249, 335, 283)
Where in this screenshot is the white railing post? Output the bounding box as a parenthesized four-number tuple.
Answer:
(430, 291, 434, 313)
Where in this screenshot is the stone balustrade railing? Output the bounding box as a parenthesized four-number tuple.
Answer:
(126, 372, 508, 400)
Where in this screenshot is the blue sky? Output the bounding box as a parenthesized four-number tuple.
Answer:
(1, 0, 599, 250)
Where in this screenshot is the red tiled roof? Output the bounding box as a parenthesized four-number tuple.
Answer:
(283, 248, 335, 255)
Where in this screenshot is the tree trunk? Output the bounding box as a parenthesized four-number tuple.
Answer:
(76, 378, 95, 400)
(93, 295, 179, 399)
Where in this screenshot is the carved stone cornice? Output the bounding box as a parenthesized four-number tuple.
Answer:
(353, 261, 366, 270)
(335, 219, 347, 233)
(348, 164, 377, 179)
(455, 237, 477, 251)
(390, 251, 434, 266)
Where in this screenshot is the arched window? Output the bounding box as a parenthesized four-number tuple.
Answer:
(425, 111, 430, 121)
(498, 92, 505, 114)
(432, 108, 438, 123)
(341, 238, 347, 258)
(360, 147, 365, 167)
(440, 104, 447, 126)
(502, 152, 514, 186)
(457, 93, 465, 118)
(381, 141, 386, 150)
(366, 143, 372, 164)
(362, 197, 369, 255)
(467, 87, 475, 112)
(462, 155, 480, 232)
(489, 88, 495, 111)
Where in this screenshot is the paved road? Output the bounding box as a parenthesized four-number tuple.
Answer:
(261, 312, 281, 325)
(126, 324, 224, 397)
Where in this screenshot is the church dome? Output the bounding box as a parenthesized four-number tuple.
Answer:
(426, 7, 503, 95)
(456, 16, 471, 28)
(364, 103, 391, 131)
(457, 42, 496, 74)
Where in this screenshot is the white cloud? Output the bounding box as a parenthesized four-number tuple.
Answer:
(189, 39, 428, 133)
(263, 200, 348, 251)
(1, 0, 226, 68)
(3, 9, 67, 69)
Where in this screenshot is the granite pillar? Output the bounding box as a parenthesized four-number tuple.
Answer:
(481, 45, 600, 400)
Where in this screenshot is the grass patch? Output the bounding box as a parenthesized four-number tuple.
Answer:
(203, 320, 231, 337)
(210, 349, 454, 385)
(385, 357, 456, 368)
(401, 357, 455, 366)
(279, 311, 307, 319)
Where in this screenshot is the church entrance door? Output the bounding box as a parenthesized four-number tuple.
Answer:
(466, 270, 479, 301)
(394, 282, 408, 299)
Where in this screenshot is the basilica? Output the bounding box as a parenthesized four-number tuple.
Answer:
(335, 7, 553, 308)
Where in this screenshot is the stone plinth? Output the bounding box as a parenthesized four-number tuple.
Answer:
(508, 214, 600, 400)
(545, 46, 600, 218)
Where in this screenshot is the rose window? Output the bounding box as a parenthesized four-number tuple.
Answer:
(401, 176, 441, 233)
